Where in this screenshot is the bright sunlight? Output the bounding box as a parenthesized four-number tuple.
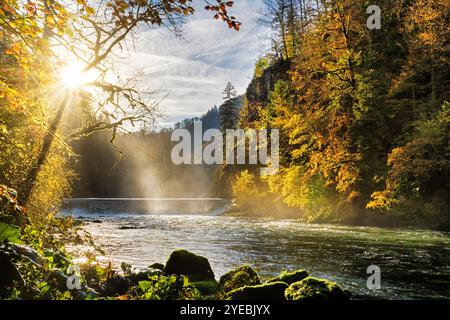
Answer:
(60, 62, 93, 88)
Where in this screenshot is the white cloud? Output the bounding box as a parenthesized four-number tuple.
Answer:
(116, 0, 269, 125)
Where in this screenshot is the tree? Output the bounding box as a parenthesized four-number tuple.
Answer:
(261, 0, 311, 61)
(0, 0, 242, 212)
(222, 81, 237, 100)
(368, 102, 450, 216)
(262, 0, 290, 60)
(237, 0, 450, 224)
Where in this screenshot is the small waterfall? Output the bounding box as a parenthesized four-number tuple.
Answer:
(62, 198, 231, 215)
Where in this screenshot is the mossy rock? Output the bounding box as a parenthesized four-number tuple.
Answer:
(149, 263, 165, 271)
(192, 280, 221, 296)
(226, 281, 288, 300)
(285, 277, 351, 301)
(164, 249, 215, 281)
(219, 266, 260, 293)
(267, 269, 308, 285)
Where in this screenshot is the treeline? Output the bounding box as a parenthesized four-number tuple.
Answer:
(72, 107, 220, 199)
(71, 82, 244, 199)
(233, 0, 450, 228)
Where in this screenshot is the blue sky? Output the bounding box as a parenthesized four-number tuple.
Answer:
(116, 0, 269, 127)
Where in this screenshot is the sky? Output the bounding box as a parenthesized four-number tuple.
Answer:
(116, 0, 270, 128)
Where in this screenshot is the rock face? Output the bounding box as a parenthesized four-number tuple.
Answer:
(267, 269, 308, 285)
(244, 59, 291, 122)
(239, 58, 292, 136)
(164, 250, 215, 282)
(226, 281, 288, 300)
(285, 277, 351, 301)
(219, 265, 260, 293)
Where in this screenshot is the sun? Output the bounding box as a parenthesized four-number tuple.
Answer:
(60, 62, 89, 88)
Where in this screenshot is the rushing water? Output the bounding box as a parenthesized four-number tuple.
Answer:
(66, 207, 450, 300)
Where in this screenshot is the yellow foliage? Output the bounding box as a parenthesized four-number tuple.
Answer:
(232, 170, 265, 210)
(367, 191, 399, 211)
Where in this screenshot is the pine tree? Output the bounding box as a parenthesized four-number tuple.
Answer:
(222, 81, 237, 100)
(219, 82, 241, 132)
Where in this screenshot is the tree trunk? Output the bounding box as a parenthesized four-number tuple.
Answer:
(22, 95, 69, 205)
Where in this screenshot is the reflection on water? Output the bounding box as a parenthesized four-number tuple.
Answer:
(67, 211, 450, 299)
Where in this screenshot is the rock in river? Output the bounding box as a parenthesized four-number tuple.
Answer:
(267, 269, 309, 285)
(219, 265, 260, 293)
(285, 277, 351, 301)
(164, 250, 215, 282)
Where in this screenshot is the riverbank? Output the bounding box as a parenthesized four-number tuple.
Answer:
(223, 206, 450, 232)
(1, 242, 350, 300)
(3, 211, 450, 299)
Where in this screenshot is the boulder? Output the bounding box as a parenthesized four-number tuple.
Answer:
(285, 277, 351, 301)
(164, 250, 215, 281)
(226, 281, 288, 300)
(267, 269, 308, 285)
(149, 263, 165, 271)
(219, 265, 260, 293)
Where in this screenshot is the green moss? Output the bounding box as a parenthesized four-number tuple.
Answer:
(192, 281, 221, 297)
(219, 265, 260, 293)
(164, 249, 215, 282)
(226, 281, 288, 300)
(285, 277, 351, 301)
(267, 269, 308, 285)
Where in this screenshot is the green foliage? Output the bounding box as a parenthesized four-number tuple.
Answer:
(0, 184, 99, 299)
(192, 280, 221, 297)
(254, 57, 269, 78)
(219, 92, 242, 132)
(132, 275, 202, 300)
(0, 222, 21, 243)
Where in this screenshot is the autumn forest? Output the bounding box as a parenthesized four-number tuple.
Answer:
(1, 0, 449, 303)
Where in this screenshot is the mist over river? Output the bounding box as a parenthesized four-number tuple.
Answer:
(65, 201, 450, 300)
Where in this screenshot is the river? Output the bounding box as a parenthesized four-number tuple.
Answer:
(65, 205, 450, 300)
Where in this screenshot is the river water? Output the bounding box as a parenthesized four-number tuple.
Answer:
(67, 209, 450, 299)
